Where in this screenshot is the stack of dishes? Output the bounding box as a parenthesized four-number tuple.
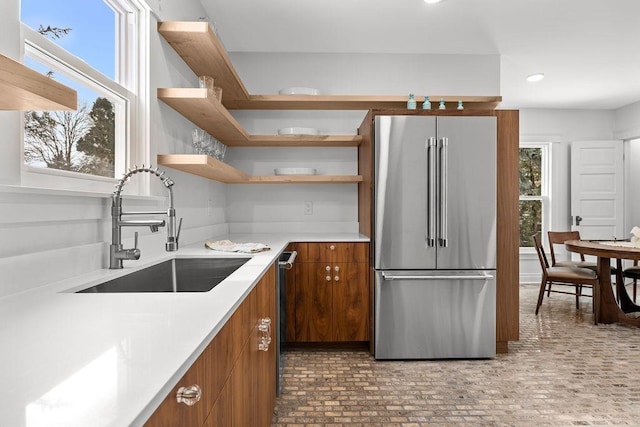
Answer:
(274, 168, 317, 176)
(277, 127, 319, 136)
(278, 87, 320, 96)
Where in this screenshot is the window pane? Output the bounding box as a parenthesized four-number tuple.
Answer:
(519, 147, 542, 196)
(21, 0, 115, 79)
(23, 57, 117, 178)
(519, 200, 542, 247)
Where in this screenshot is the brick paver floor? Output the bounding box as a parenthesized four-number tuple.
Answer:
(272, 284, 640, 426)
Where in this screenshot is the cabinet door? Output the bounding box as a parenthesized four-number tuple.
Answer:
(231, 266, 277, 427)
(204, 379, 231, 427)
(285, 259, 302, 342)
(307, 242, 368, 263)
(256, 266, 277, 427)
(230, 325, 257, 427)
(144, 357, 209, 427)
(145, 321, 233, 427)
(295, 262, 333, 342)
(333, 262, 369, 341)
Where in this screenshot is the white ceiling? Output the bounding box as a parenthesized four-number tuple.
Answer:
(199, 0, 640, 110)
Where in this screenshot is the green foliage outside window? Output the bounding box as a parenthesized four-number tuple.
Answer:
(519, 148, 543, 247)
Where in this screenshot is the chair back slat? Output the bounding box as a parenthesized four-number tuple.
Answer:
(533, 234, 550, 269)
(548, 231, 585, 264)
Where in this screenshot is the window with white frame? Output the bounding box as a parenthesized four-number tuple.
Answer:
(20, 0, 147, 189)
(519, 143, 550, 248)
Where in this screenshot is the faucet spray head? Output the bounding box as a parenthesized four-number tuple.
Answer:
(113, 165, 175, 197)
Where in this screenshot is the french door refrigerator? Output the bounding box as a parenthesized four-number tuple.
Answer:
(373, 115, 497, 359)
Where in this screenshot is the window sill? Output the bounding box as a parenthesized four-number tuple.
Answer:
(0, 184, 165, 202)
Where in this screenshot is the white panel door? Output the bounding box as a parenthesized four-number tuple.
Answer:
(570, 141, 624, 240)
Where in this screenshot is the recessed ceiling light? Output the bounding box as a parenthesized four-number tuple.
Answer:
(424, 0, 444, 4)
(526, 73, 545, 82)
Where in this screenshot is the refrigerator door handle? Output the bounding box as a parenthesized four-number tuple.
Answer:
(439, 137, 449, 247)
(381, 272, 494, 281)
(426, 137, 437, 247)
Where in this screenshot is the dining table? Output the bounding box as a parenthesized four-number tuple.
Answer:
(565, 239, 640, 326)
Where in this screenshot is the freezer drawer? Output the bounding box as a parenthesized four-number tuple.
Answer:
(374, 270, 496, 359)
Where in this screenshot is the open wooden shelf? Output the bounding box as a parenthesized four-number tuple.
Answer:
(157, 21, 502, 111)
(158, 87, 248, 142)
(227, 94, 502, 110)
(157, 87, 362, 146)
(0, 53, 77, 111)
(158, 21, 250, 102)
(157, 21, 501, 183)
(245, 134, 362, 147)
(157, 154, 363, 184)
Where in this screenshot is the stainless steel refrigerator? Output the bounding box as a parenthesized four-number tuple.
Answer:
(373, 115, 497, 359)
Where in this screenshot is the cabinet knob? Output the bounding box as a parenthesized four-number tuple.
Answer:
(326, 275, 331, 282)
(176, 384, 202, 406)
(329, 245, 335, 250)
(325, 265, 331, 272)
(334, 275, 340, 282)
(334, 266, 340, 272)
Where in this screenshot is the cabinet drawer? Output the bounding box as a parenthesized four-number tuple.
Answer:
(145, 319, 235, 427)
(145, 283, 255, 427)
(299, 242, 369, 263)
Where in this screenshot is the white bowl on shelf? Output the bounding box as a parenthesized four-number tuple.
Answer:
(277, 127, 319, 136)
(274, 168, 317, 176)
(278, 87, 320, 96)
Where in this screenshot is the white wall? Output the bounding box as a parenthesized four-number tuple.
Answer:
(226, 52, 501, 232)
(626, 139, 640, 231)
(518, 108, 616, 282)
(613, 100, 640, 140)
(613, 102, 640, 258)
(230, 52, 500, 96)
(0, 0, 227, 297)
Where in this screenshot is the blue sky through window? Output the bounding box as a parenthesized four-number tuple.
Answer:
(21, 0, 115, 79)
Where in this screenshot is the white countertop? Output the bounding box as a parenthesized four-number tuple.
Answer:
(0, 232, 368, 427)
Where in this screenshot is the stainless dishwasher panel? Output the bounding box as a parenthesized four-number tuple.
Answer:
(374, 270, 496, 359)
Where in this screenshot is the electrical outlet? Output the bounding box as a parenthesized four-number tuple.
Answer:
(304, 201, 313, 215)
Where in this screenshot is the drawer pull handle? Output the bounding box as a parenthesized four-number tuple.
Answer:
(259, 335, 271, 351)
(258, 317, 271, 333)
(176, 384, 201, 406)
(258, 317, 272, 351)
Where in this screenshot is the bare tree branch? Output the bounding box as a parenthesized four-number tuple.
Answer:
(37, 25, 72, 40)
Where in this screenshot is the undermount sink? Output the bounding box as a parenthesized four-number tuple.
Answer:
(76, 258, 249, 293)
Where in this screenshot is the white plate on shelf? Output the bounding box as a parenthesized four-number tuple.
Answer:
(278, 87, 320, 95)
(274, 168, 317, 176)
(277, 127, 319, 136)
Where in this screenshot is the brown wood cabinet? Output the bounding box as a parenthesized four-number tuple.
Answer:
(145, 263, 276, 427)
(288, 242, 370, 343)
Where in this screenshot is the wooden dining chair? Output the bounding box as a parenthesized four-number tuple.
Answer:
(623, 260, 640, 302)
(534, 234, 599, 314)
